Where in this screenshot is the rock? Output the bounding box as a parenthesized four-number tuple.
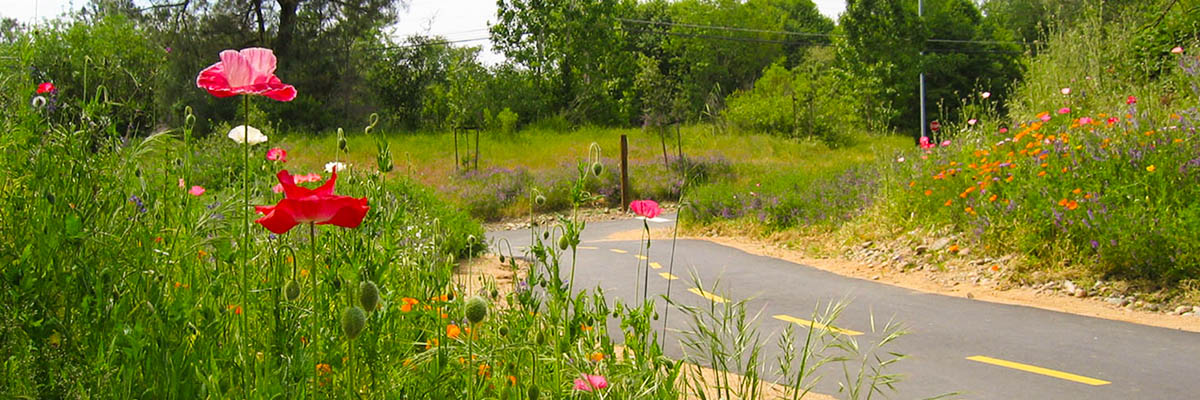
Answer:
(915, 245, 929, 255)
(872, 275, 881, 280)
(929, 238, 953, 252)
(1194, 306, 1200, 314)
(1176, 306, 1191, 314)
(1184, 312, 1195, 317)
(966, 292, 975, 299)
(1105, 297, 1124, 305)
(1146, 303, 1159, 312)
(1063, 280, 1078, 294)
(957, 247, 970, 256)
(861, 241, 874, 249)
(1073, 288, 1087, 298)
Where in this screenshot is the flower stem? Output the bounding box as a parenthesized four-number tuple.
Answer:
(240, 94, 251, 393)
(309, 222, 318, 400)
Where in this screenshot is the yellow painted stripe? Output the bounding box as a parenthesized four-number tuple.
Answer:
(578, 246, 598, 250)
(688, 288, 727, 303)
(966, 356, 1110, 386)
(609, 249, 627, 254)
(772, 314, 863, 336)
(649, 262, 663, 270)
(634, 254, 648, 260)
(658, 272, 679, 280)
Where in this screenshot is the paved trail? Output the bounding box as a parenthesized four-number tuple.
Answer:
(488, 215, 1200, 399)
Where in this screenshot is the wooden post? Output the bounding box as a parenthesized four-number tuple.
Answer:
(621, 134, 630, 211)
(453, 128, 459, 172)
(474, 128, 480, 171)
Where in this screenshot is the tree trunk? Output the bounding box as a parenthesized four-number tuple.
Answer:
(275, 0, 301, 58)
(660, 127, 669, 168)
(254, 0, 266, 45)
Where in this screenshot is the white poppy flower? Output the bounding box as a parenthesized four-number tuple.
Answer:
(325, 161, 347, 173)
(227, 125, 268, 145)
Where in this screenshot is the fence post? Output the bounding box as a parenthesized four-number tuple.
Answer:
(621, 134, 630, 212)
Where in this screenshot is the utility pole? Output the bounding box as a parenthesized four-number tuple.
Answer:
(919, 0, 928, 143)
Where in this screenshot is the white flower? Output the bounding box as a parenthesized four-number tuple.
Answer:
(325, 161, 347, 173)
(1060, 87, 1071, 95)
(31, 96, 47, 108)
(227, 125, 268, 145)
(968, 118, 978, 125)
(981, 92, 990, 99)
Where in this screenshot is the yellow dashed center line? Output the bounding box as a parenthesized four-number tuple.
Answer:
(649, 262, 663, 270)
(634, 254, 647, 260)
(966, 356, 1111, 386)
(609, 249, 628, 254)
(773, 314, 863, 336)
(658, 272, 679, 280)
(578, 246, 598, 250)
(688, 288, 727, 303)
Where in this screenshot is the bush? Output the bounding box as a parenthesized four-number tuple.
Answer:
(497, 107, 519, 135)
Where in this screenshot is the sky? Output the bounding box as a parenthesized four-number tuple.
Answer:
(2, 0, 849, 64)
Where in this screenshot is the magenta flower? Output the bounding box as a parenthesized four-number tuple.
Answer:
(1126, 95, 1137, 105)
(1057, 107, 1071, 114)
(967, 118, 977, 126)
(1171, 46, 1184, 54)
(999, 127, 1008, 133)
(1040, 114, 1052, 122)
(630, 200, 662, 219)
(266, 147, 288, 162)
(573, 374, 608, 392)
(919, 136, 934, 150)
(196, 48, 296, 101)
(1060, 87, 1071, 95)
(940, 140, 951, 147)
(1079, 117, 1093, 125)
(188, 186, 206, 196)
(37, 82, 55, 94)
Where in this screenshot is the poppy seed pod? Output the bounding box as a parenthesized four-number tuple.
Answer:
(591, 162, 603, 177)
(360, 281, 380, 312)
(341, 306, 367, 340)
(284, 280, 300, 301)
(465, 295, 488, 324)
(527, 385, 540, 400)
(534, 194, 546, 206)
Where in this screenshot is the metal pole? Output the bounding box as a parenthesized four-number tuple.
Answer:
(919, 0, 927, 142)
(620, 134, 630, 212)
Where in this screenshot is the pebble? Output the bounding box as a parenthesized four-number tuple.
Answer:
(1063, 280, 1078, 294)
(1073, 288, 1087, 298)
(872, 275, 881, 280)
(1194, 306, 1200, 314)
(1184, 312, 1196, 317)
(966, 292, 975, 299)
(915, 245, 929, 255)
(1176, 306, 1191, 314)
(929, 237, 952, 252)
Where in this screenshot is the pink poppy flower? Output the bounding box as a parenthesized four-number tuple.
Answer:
(630, 200, 661, 219)
(999, 127, 1008, 133)
(1079, 117, 1093, 125)
(941, 140, 951, 147)
(1057, 107, 1071, 114)
(981, 92, 991, 99)
(1060, 88, 1071, 95)
(573, 374, 608, 392)
(967, 118, 977, 125)
(919, 136, 934, 150)
(196, 48, 296, 101)
(188, 186, 206, 196)
(178, 178, 186, 188)
(1107, 117, 1118, 125)
(1040, 114, 1052, 122)
(266, 147, 287, 162)
(1126, 95, 1137, 105)
(37, 82, 55, 94)
(1171, 46, 1184, 54)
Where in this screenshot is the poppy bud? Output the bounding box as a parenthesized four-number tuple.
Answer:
(360, 281, 380, 312)
(44, 192, 55, 204)
(465, 295, 488, 324)
(558, 235, 569, 250)
(341, 306, 367, 340)
(534, 194, 546, 205)
(498, 326, 508, 336)
(591, 162, 603, 177)
(499, 255, 506, 263)
(284, 280, 300, 301)
(527, 385, 539, 400)
(490, 289, 499, 299)
(135, 168, 142, 178)
(543, 231, 550, 240)
(653, 312, 659, 321)
(536, 331, 546, 345)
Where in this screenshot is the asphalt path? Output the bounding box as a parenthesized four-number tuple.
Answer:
(488, 215, 1200, 399)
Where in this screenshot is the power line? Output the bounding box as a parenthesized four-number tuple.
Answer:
(617, 17, 839, 38)
(364, 36, 491, 52)
(623, 28, 827, 46)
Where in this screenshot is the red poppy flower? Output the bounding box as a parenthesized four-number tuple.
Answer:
(37, 82, 55, 94)
(196, 48, 296, 101)
(254, 169, 368, 234)
(630, 199, 661, 219)
(266, 147, 287, 162)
